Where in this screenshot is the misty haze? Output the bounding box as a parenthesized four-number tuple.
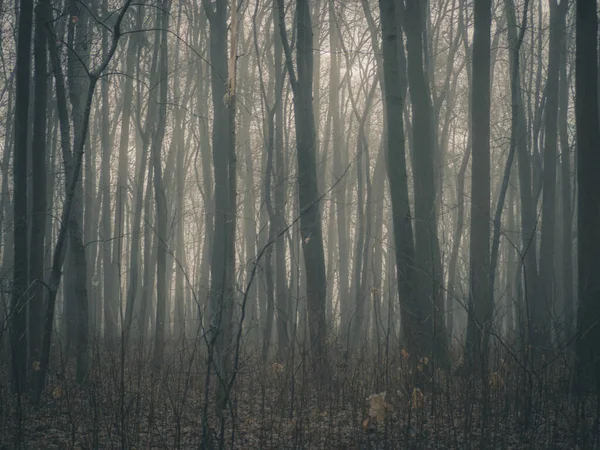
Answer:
(1, 0, 599, 448)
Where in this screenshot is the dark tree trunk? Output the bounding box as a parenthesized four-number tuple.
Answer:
(66, 1, 90, 380)
(278, 0, 329, 377)
(465, 0, 492, 370)
(538, 0, 567, 349)
(558, 34, 574, 343)
(505, 0, 539, 352)
(11, 0, 34, 395)
(403, 0, 448, 363)
(378, 0, 425, 359)
(273, 12, 289, 360)
(152, 0, 169, 369)
(204, 0, 237, 406)
(575, 0, 600, 393)
(28, 0, 48, 383)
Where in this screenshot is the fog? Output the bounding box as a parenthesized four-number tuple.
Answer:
(1, 0, 599, 447)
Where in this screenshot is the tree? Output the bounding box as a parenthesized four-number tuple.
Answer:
(34, 0, 133, 402)
(574, 0, 600, 393)
(66, 0, 91, 380)
(11, 0, 34, 396)
(403, 0, 448, 362)
(538, 0, 568, 350)
(465, 0, 492, 369)
(152, 0, 170, 369)
(278, 0, 329, 377)
(378, 0, 425, 359)
(28, 0, 48, 385)
(203, 0, 237, 401)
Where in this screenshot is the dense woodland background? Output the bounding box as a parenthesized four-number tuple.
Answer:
(1, 0, 600, 448)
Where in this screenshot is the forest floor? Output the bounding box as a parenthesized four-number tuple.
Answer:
(0, 340, 597, 449)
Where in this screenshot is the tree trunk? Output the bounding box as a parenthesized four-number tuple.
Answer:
(11, 0, 34, 396)
(152, 1, 169, 369)
(505, 0, 539, 352)
(329, 0, 350, 337)
(273, 12, 289, 360)
(28, 0, 48, 384)
(204, 0, 237, 404)
(558, 34, 574, 343)
(66, 2, 90, 380)
(403, 0, 448, 362)
(575, 0, 600, 393)
(465, 0, 492, 371)
(378, 0, 425, 359)
(538, 0, 567, 349)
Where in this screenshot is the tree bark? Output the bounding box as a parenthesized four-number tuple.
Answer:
(11, 0, 34, 395)
(538, 0, 567, 349)
(28, 0, 48, 383)
(378, 0, 425, 359)
(278, 0, 329, 377)
(465, 0, 492, 371)
(575, 0, 600, 393)
(403, 0, 448, 362)
(152, 0, 169, 369)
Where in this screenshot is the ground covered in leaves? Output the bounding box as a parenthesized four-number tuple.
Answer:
(0, 341, 597, 449)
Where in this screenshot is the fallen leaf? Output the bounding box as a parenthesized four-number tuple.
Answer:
(270, 362, 284, 375)
(411, 388, 424, 409)
(52, 386, 62, 400)
(362, 418, 370, 432)
(367, 392, 390, 423)
(489, 372, 504, 390)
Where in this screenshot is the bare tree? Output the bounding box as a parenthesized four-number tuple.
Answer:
(11, 0, 34, 396)
(465, 0, 492, 371)
(574, 0, 600, 393)
(278, 0, 329, 377)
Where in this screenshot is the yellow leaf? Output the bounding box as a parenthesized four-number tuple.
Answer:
(411, 388, 424, 409)
(489, 372, 504, 390)
(400, 349, 410, 360)
(32, 361, 40, 371)
(270, 362, 284, 375)
(367, 392, 390, 423)
(52, 386, 62, 400)
(362, 418, 370, 432)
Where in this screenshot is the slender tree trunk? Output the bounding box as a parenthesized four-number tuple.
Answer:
(139, 169, 155, 341)
(403, 0, 448, 362)
(278, 0, 329, 378)
(273, 13, 289, 360)
(378, 0, 425, 359)
(575, 0, 600, 393)
(465, 0, 492, 372)
(329, 0, 349, 336)
(11, 0, 34, 396)
(558, 35, 574, 343)
(505, 0, 539, 351)
(152, 1, 170, 369)
(28, 0, 48, 382)
(538, 0, 567, 349)
(66, 2, 90, 379)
